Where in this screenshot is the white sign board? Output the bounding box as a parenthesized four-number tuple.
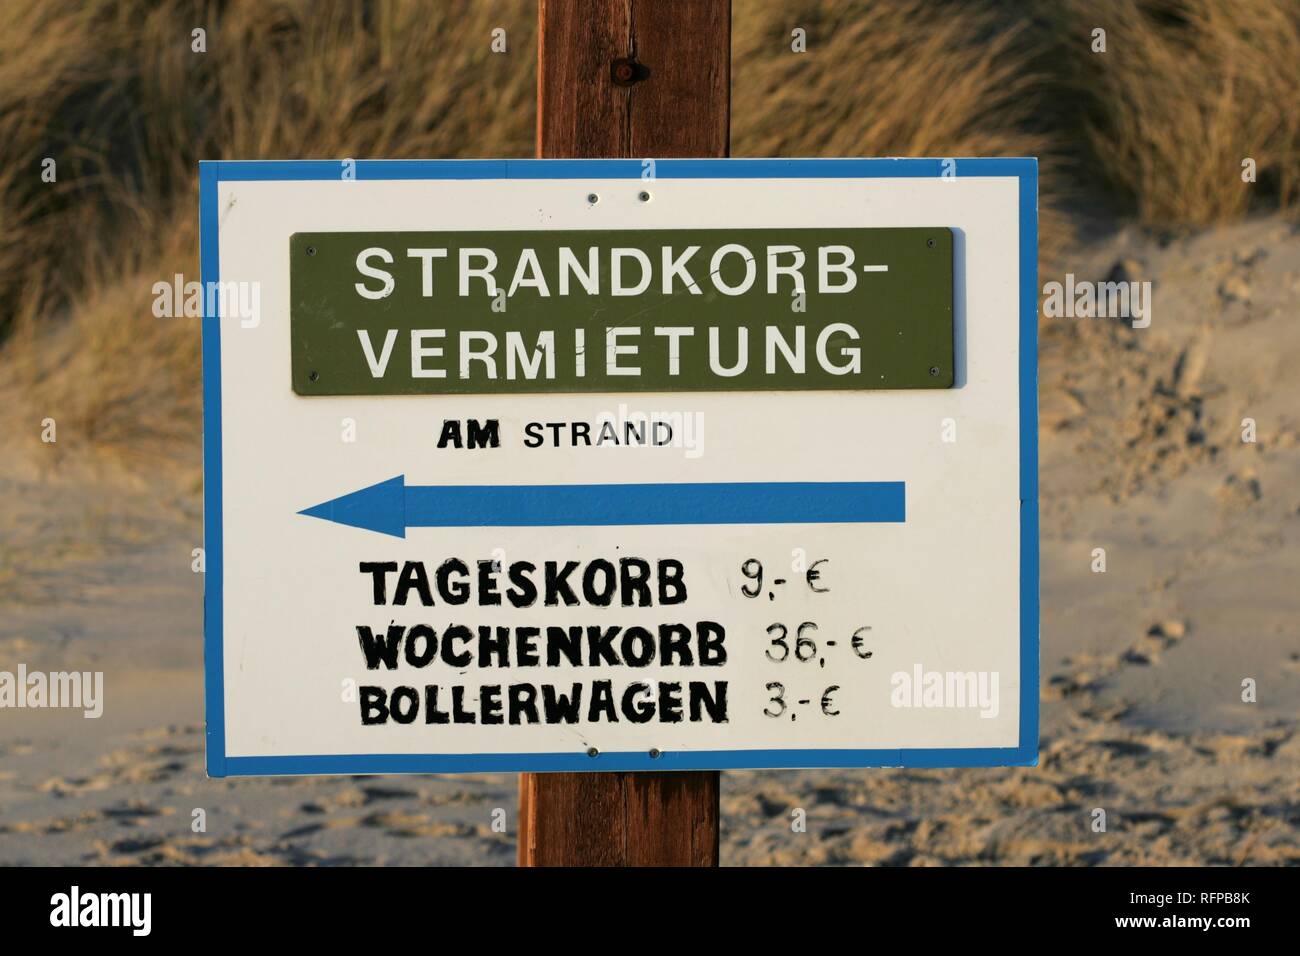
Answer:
(200, 158, 1038, 775)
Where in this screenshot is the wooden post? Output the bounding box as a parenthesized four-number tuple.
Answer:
(518, 0, 730, 867)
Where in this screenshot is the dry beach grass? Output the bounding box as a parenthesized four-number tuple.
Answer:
(1053, 0, 1300, 229)
(6, 0, 1298, 464)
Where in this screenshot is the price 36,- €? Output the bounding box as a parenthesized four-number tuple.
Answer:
(765, 622, 873, 668)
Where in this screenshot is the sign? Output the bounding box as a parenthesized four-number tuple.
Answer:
(200, 158, 1038, 776)
(289, 228, 954, 394)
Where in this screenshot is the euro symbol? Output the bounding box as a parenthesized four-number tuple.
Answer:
(821, 685, 841, 716)
(806, 558, 829, 593)
(851, 626, 873, 660)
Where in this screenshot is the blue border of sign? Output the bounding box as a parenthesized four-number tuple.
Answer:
(200, 157, 1039, 776)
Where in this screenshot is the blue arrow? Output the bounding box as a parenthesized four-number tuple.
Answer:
(299, 475, 905, 538)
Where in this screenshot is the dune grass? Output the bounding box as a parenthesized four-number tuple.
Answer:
(731, 0, 1071, 260)
(1052, 0, 1300, 228)
(0, 0, 536, 470)
(1, 0, 1297, 473)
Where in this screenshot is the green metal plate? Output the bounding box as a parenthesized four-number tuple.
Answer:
(289, 227, 953, 395)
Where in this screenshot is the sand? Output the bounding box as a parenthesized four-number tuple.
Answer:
(2, 216, 1298, 865)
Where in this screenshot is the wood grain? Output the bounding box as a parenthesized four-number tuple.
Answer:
(520, 0, 730, 868)
(536, 0, 731, 158)
(519, 770, 720, 866)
